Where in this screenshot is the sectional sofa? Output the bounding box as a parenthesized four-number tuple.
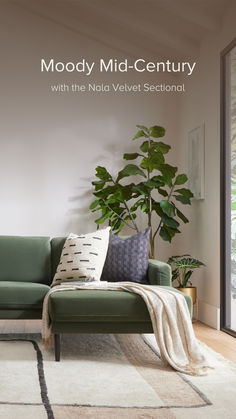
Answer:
(0, 235, 192, 361)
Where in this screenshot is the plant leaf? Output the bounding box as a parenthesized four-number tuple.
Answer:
(95, 166, 112, 181)
(143, 180, 160, 188)
(92, 180, 106, 191)
(151, 141, 171, 154)
(175, 188, 193, 198)
(158, 188, 168, 197)
(159, 226, 171, 242)
(174, 195, 191, 205)
(164, 225, 180, 237)
(140, 152, 164, 172)
(141, 202, 148, 212)
(168, 254, 191, 262)
(173, 258, 205, 269)
(151, 176, 165, 187)
(117, 164, 146, 182)
(183, 270, 193, 287)
(140, 141, 149, 152)
(171, 268, 179, 281)
(151, 151, 165, 166)
(106, 195, 121, 204)
(176, 208, 189, 223)
(152, 201, 164, 217)
(133, 130, 148, 140)
(94, 185, 117, 199)
(112, 218, 123, 233)
(161, 215, 180, 229)
(89, 200, 101, 210)
(150, 125, 166, 138)
(118, 184, 134, 201)
(174, 174, 188, 185)
(130, 199, 145, 212)
(95, 210, 113, 224)
(136, 124, 149, 134)
(160, 200, 175, 217)
(160, 164, 178, 178)
(132, 183, 149, 196)
(159, 164, 178, 187)
(123, 153, 141, 160)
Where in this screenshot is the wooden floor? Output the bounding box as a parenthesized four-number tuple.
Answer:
(0, 320, 235, 363)
(193, 321, 236, 363)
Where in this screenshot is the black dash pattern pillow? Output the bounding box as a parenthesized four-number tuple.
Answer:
(52, 227, 110, 286)
(101, 228, 151, 284)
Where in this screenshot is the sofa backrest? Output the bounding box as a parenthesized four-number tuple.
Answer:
(0, 236, 51, 284)
(50, 237, 66, 280)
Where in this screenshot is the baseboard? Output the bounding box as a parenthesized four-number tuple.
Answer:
(197, 300, 220, 330)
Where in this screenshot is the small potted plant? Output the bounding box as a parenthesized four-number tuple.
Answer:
(167, 255, 205, 304)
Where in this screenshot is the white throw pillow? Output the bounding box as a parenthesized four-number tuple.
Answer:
(52, 227, 111, 286)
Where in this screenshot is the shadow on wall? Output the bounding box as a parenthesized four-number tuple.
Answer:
(66, 142, 127, 234)
(66, 183, 97, 234)
(90, 142, 126, 178)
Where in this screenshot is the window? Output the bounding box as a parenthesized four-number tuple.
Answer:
(221, 38, 236, 336)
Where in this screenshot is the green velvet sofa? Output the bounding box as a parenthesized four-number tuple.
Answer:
(0, 235, 192, 361)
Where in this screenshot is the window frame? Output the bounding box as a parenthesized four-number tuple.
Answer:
(220, 37, 236, 337)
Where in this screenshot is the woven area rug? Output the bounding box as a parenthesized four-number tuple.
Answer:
(0, 333, 235, 419)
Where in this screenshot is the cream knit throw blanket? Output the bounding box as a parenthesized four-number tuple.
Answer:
(42, 282, 211, 376)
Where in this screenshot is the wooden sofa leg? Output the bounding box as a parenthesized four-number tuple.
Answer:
(54, 334, 61, 362)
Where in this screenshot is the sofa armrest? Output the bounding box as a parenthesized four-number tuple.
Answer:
(148, 259, 171, 286)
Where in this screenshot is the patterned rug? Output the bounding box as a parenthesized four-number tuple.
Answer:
(0, 333, 235, 418)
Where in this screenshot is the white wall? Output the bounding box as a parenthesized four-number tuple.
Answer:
(175, 3, 236, 328)
(0, 2, 181, 261)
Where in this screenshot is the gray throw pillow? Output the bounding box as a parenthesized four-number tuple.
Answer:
(101, 228, 151, 284)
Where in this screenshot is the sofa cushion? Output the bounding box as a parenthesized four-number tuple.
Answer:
(0, 281, 50, 310)
(52, 228, 110, 286)
(0, 236, 51, 284)
(48, 286, 192, 323)
(101, 228, 151, 283)
(49, 290, 150, 322)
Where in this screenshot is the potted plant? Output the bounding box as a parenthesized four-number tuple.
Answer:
(89, 124, 193, 259)
(167, 255, 205, 303)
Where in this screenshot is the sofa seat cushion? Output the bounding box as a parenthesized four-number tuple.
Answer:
(49, 290, 151, 322)
(48, 286, 192, 323)
(0, 281, 50, 310)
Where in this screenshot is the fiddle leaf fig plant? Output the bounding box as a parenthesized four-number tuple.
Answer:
(89, 124, 193, 259)
(168, 255, 205, 288)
